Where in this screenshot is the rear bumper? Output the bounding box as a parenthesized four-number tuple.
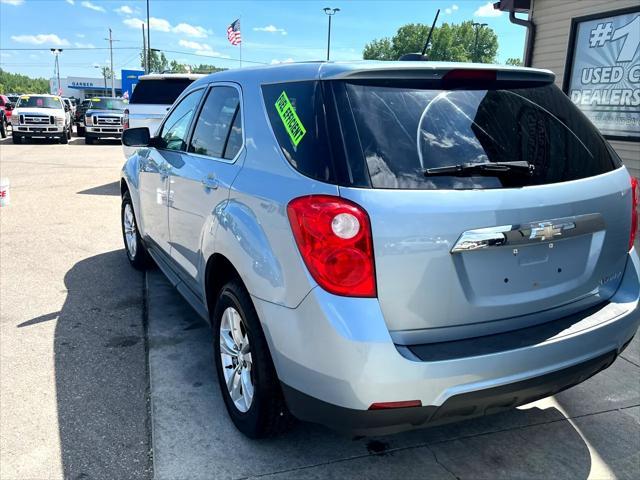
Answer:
(282, 347, 625, 436)
(253, 250, 640, 434)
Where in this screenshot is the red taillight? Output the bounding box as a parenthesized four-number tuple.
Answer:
(630, 176, 638, 251)
(369, 400, 422, 410)
(123, 108, 129, 129)
(287, 195, 376, 297)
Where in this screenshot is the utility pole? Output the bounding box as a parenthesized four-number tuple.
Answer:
(323, 7, 340, 61)
(50, 49, 63, 95)
(105, 28, 119, 97)
(146, 0, 151, 71)
(472, 22, 488, 63)
(142, 23, 147, 73)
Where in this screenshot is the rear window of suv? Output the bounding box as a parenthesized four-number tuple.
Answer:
(262, 79, 621, 190)
(130, 78, 195, 105)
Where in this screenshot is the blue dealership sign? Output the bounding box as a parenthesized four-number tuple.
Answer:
(121, 69, 145, 100)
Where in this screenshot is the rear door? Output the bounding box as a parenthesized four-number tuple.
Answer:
(332, 78, 631, 343)
(138, 88, 205, 255)
(168, 83, 244, 292)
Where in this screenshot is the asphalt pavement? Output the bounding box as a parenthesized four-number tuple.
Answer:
(0, 135, 151, 480)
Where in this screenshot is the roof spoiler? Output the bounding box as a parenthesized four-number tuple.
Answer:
(332, 67, 555, 84)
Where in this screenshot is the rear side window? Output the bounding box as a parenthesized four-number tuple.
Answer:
(189, 86, 242, 160)
(342, 81, 620, 189)
(262, 82, 336, 184)
(130, 78, 194, 105)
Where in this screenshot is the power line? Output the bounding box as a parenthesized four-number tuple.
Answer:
(1, 46, 269, 65)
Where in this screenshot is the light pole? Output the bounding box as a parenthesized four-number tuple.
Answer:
(50, 48, 63, 95)
(104, 28, 118, 97)
(323, 7, 340, 61)
(472, 22, 488, 62)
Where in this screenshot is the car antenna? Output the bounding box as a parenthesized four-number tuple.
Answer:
(398, 8, 440, 61)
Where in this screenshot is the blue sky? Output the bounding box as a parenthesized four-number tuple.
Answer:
(0, 0, 526, 79)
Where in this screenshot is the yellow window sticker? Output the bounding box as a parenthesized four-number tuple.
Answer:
(275, 91, 306, 147)
(20, 96, 30, 100)
(91, 98, 101, 102)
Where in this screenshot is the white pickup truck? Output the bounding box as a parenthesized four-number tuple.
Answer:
(12, 94, 72, 144)
(122, 73, 203, 157)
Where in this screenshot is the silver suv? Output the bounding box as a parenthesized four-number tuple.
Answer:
(120, 62, 640, 438)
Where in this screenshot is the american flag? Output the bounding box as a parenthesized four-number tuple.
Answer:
(227, 19, 242, 46)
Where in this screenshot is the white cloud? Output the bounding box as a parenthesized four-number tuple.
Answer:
(123, 17, 144, 29)
(74, 42, 95, 48)
(270, 58, 294, 65)
(81, 1, 105, 13)
(65, 0, 75, 5)
(150, 17, 171, 32)
(1, 0, 25, 5)
(76, 33, 85, 38)
(178, 39, 228, 58)
(173, 22, 209, 38)
(445, 4, 459, 14)
(124, 16, 209, 38)
(11, 34, 70, 46)
(115, 5, 134, 15)
(254, 25, 287, 35)
(178, 39, 207, 51)
(474, 2, 502, 17)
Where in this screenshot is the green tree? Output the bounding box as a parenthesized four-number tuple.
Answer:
(363, 21, 498, 63)
(0, 68, 49, 94)
(141, 49, 169, 73)
(169, 60, 189, 73)
(505, 57, 523, 66)
(191, 64, 226, 74)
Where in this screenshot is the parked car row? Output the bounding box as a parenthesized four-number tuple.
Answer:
(7, 94, 130, 145)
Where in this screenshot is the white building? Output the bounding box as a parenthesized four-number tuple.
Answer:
(50, 76, 123, 100)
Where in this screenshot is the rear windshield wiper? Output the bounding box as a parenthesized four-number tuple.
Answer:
(424, 161, 535, 177)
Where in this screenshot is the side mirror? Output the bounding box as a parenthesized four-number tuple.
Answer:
(122, 127, 152, 147)
(5, 104, 12, 111)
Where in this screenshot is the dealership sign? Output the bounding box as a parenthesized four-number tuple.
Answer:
(565, 8, 640, 141)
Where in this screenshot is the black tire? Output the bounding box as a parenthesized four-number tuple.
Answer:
(121, 191, 152, 270)
(11, 133, 21, 144)
(85, 136, 94, 145)
(0, 118, 6, 139)
(213, 279, 295, 438)
(60, 129, 68, 144)
(77, 125, 85, 137)
(67, 127, 72, 139)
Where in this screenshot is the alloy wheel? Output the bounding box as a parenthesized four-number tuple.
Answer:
(123, 203, 138, 259)
(219, 306, 254, 412)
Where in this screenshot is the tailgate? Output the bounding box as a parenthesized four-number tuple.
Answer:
(340, 167, 632, 342)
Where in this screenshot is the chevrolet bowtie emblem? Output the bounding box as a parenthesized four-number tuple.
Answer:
(529, 221, 575, 241)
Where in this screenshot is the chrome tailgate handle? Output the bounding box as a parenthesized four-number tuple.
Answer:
(451, 213, 604, 253)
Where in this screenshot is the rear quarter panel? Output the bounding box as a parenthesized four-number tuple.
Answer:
(200, 75, 338, 309)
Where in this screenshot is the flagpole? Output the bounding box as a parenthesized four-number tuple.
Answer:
(240, 43, 242, 68)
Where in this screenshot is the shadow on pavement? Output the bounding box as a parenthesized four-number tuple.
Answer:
(146, 270, 611, 480)
(77, 181, 120, 196)
(18, 250, 151, 479)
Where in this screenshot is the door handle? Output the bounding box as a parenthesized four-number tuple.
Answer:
(201, 173, 219, 190)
